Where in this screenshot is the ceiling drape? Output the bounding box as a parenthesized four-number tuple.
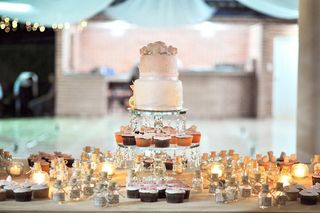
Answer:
(105, 0, 215, 28)
(237, 0, 298, 19)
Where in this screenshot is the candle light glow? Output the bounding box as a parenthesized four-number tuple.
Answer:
(292, 163, 309, 178)
(9, 165, 21, 176)
(32, 171, 49, 184)
(101, 162, 114, 176)
(210, 164, 223, 178)
(279, 174, 292, 186)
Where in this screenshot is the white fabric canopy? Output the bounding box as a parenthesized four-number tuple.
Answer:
(0, 0, 113, 26)
(237, 0, 298, 19)
(105, 0, 215, 28)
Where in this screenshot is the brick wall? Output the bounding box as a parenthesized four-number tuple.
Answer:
(55, 31, 107, 116)
(69, 23, 251, 73)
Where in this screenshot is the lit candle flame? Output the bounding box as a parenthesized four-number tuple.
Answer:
(102, 162, 114, 176)
(210, 164, 223, 177)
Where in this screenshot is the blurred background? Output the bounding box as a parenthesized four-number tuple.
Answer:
(0, 0, 299, 158)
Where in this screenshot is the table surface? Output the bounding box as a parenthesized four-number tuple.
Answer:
(0, 164, 318, 213)
(0, 190, 319, 213)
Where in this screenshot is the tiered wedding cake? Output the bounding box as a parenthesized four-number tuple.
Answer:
(131, 41, 183, 111)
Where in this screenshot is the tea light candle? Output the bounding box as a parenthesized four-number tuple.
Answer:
(32, 171, 49, 185)
(292, 163, 309, 178)
(279, 174, 292, 186)
(210, 163, 223, 178)
(9, 165, 21, 176)
(101, 162, 114, 176)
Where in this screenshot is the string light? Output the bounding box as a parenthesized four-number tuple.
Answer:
(0, 16, 88, 32)
(39, 26, 45, 32)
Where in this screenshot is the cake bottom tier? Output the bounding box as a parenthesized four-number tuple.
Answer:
(133, 79, 183, 111)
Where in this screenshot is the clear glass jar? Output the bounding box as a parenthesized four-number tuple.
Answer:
(126, 169, 139, 187)
(30, 162, 49, 185)
(173, 156, 184, 175)
(100, 171, 110, 188)
(82, 175, 95, 198)
(258, 184, 272, 209)
(239, 175, 252, 198)
(200, 153, 209, 171)
(225, 177, 239, 202)
(72, 159, 81, 174)
(67, 178, 81, 201)
(273, 182, 287, 207)
(192, 170, 203, 192)
(252, 173, 263, 196)
(94, 183, 107, 208)
(52, 180, 65, 203)
(208, 173, 219, 194)
(49, 158, 58, 179)
(107, 181, 120, 206)
(215, 181, 227, 204)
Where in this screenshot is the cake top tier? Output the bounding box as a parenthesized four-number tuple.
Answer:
(140, 41, 177, 56)
(139, 41, 178, 78)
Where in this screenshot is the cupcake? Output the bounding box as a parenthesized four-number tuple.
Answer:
(0, 189, 6, 201)
(14, 188, 32, 202)
(21, 180, 33, 189)
(4, 184, 17, 199)
(164, 159, 173, 170)
(127, 185, 140, 199)
(139, 188, 158, 202)
(114, 132, 123, 144)
(170, 135, 178, 145)
(31, 183, 49, 199)
(154, 135, 171, 148)
(182, 185, 191, 199)
(157, 185, 166, 199)
(135, 135, 152, 147)
(311, 183, 320, 201)
(122, 134, 136, 146)
(166, 188, 185, 203)
(299, 189, 319, 205)
(285, 186, 299, 201)
(176, 135, 193, 146)
(186, 125, 201, 143)
(312, 175, 320, 185)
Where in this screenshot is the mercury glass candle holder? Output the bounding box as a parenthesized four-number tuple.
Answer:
(6, 161, 24, 176)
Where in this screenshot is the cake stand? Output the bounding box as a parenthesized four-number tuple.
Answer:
(114, 108, 201, 173)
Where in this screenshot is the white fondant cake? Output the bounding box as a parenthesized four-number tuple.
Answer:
(132, 41, 183, 111)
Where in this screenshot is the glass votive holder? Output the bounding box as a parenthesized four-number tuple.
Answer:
(6, 161, 24, 177)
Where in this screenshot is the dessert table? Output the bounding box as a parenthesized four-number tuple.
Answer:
(0, 168, 318, 213)
(0, 190, 319, 213)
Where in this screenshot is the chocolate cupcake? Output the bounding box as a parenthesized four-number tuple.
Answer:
(4, 184, 17, 199)
(299, 189, 318, 205)
(14, 188, 32, 202)
(164, 159, 173, 170)
(183, 186, 191, 199)
(166, 188, 185, 203)
(127, 186, 140, 199)
(285, 186, 299, 201)
(0, 189, 6, 201)
(312, 175, 320, 185)
(154, 136, 170, 148)
(139, 188, 158, 202)
(157, 185, 166, 199)
(31, 183, 49, 199)
(122, 134, 136, 146)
